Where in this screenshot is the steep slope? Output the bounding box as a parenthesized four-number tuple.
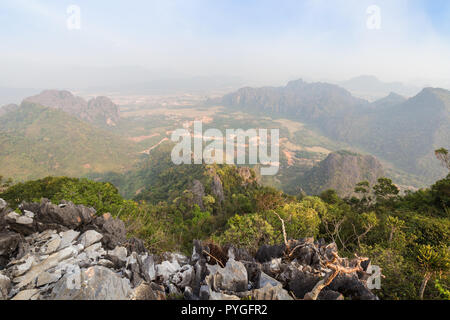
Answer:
(0, 102, 138, 180)
(370, 92, 407, 110)
(219, 81, 450, 186)
(331, 88, 450, 183)
(221, 79, 368, 123)
(298, 151, 385, 197)
(24, 90, 120, 127)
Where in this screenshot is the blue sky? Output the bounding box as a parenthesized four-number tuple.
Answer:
(1, 0, 449, 87)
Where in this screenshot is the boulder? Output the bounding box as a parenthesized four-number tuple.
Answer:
(78, 230, 103, 248)
(51, 266, 132, 300)
(107, 246, 128, 268)
(131, 282, 158, 300)
(58, 230, 80, 250)
(171, 264, 194, 289)
(34, 200, 95, 230)
(206, 259, 248, 292)
(255, 244, 285, 263)
(141, 254, 156, 282)
(258, 272, 281, 289)
(5, 211, 36, 235)
(0, 198, 7, 211)
(0, 231, 22, 258)
(155, 260, 181, 282)
(0, 273, 11, 300)
(95, 213, 127, 250)
(11, 288, 40, 300)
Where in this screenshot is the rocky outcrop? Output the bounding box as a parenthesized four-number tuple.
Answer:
(190, 180, 205, 210)
(24, 90, 120, 126)
(0, 198, 378, 300)
(299, 151, 385, 197)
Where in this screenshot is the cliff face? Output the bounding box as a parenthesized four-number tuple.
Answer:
(221, 79, 368, 122)
(24, 90, 120, 126)
(299, 151, 385, 197)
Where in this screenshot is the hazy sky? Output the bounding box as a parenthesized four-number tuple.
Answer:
(1, 0, 450, 88)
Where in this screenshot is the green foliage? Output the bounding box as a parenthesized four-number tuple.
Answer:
(218, 213, 276, 253)
(1, 152, 449, 300)
(435, 279, 450, 300)
(0, 176, 136, 216)
(373, 177, 400, 202)
(417, 245, 450, 273)
(0, 102, 138, 181)
(435, 148, 450, 171)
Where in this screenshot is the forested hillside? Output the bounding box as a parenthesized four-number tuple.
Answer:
(0, 102, 139, 180)
(221, 80, 450, 185)
(1, 149, 449, 300)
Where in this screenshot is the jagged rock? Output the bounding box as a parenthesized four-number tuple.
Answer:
(58, 230, 80, 250)
(140, 254, 156, 282)
(168, 283, 182, 296)
(125, 252, 144, 287)
(255, 244, 285, 263)
(5, 211, 36, 235)
(107, 246, 128, 268)
(0, 198, 378, 301)
(40, 236, 62, 255)
(78, 230, 103, 248)
(35, 200, 95, 230)
(200, 284, 240, 300)
(14, 245, 79, 289)
(250, 283, 293, 300)
(0, 199, 7, 211)
(163, 252, 189, 267)
(184, 286, 195, 300)
(211, 175, 225, 203)
(11, 255, 37, 277)
(124, 237, 147, 255)
(327, 273, 378, 300)
(131, 282, 158, 300)
(94, 213, 127, 250)
(206, 259, 248, 292)
(149, 282, 167, 300)
(319, 290, 344, 300)
(0, 231, 22, 258)
(155, 260, 181, 282)
(97, 259, 114, 268)
(51, 266, 131, 300)
(171, 264, 194, 289)
(36, 270, 62, 287)
(191, 180, 205, 210)
(0, 273, 11, 300)
(12, 288, 40, 300)
(288, 268, 321, 298)
(84, 242, 106, 262)
(258, 272, 280, 289)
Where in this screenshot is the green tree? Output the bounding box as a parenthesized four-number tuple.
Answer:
(417, 244, 450, 299)
(373, 178, 399, 202)
(435, 148, 450, 171)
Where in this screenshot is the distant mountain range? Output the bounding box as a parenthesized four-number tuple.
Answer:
(0, 93, 138, 181)
(23, 90, 121, 127)
(220, 79, 450, 185)
(338, 75, 421, 101)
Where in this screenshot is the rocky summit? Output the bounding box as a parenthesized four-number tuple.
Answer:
(0, 197, 377, 300)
